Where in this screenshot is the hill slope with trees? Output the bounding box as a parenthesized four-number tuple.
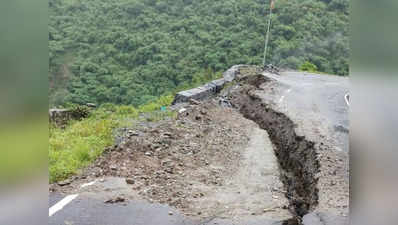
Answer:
(49, 0, 349, 106)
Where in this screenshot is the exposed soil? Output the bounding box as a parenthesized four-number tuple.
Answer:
(188, 125, 291, 220)
(53, 100, 292, 221)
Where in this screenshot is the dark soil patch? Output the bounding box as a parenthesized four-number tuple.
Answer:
(227, 78, 320, 223)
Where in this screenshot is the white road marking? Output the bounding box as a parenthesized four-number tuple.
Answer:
(287, 89, 292, 93)
(49, 194, 78, 217)
(344, 93, 350, 106)
(49, 180, 97, 217)
(80, 180, 97, 189)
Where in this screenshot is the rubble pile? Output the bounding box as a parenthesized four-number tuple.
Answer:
(80, 101, 253, 214)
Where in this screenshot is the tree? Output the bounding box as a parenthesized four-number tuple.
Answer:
(49, 0, 349, 106)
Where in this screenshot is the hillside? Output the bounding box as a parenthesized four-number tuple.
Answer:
(49, 0, 349, 106)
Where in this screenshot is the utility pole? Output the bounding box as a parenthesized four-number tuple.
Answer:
(262, 0, 274, 67)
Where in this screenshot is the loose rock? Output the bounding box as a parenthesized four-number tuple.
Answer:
(105, 196, 126, 204)
(126, 178, 135, 185)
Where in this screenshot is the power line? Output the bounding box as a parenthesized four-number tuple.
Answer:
(262, 0, 274, 67)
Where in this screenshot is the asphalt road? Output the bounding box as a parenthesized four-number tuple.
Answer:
(49, 192, 284, 225)
(49, 192, 192, 225)
(49, 154, 287, 225)
(261, 71, 349, 152)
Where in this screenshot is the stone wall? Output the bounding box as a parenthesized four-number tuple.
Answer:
(223, 64, 262, 82)
(172, 78, 226, 104)
(172, 65, 262, 105)
(49, 104, 94, 127)
(49, 109, 75, 127)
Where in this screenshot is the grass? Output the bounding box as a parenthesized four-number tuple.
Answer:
(49, 95, 174, 183)
(144, 110, 177, 122)
(0, 118, 47, 184)
(49, 116, 115, 183)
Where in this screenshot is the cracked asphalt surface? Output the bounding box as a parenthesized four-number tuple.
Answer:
(260, 71, 349, 152)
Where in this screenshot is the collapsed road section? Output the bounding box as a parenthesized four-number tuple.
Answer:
(51, 100, 294, 225)
(227, 80, 320, 218)
(49, 65, 348, 225)
(171, 65, 349, 224)
(222, 68, 349, 225)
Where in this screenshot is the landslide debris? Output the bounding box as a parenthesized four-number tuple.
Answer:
(72, 101, 259, 217)
(51, 65, 348, 225)
(54, 99, 293, 221)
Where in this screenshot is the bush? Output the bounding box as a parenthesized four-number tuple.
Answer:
(70, 105, 91, 120)
(138, 95, 173, 113)
(116, 105, 139, 117)
(99, 103, 117, 112)
(299, 61, 319, 73)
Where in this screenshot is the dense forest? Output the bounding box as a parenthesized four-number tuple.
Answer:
(49, 0, 349, 106)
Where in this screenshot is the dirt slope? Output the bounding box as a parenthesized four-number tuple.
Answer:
(53, 100, 292, 221)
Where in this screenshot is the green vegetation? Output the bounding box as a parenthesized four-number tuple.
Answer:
(299, 61, 319, 73)
(49, 115, 114, 183)
(49, 95, 174, 183)
(1, 120, 47, 183)
(49, 0, 349, 106)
